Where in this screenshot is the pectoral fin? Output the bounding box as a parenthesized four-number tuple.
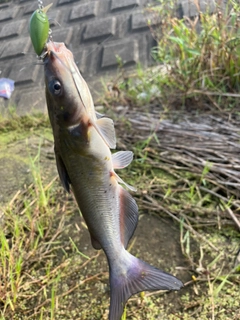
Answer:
(119, 185, 138, 248)
(112, 151, 133, 169)
(55, 150, 71, 192)
(94, 118, 116, 149)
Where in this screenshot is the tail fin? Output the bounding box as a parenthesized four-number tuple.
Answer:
(109, 252, 183, 320)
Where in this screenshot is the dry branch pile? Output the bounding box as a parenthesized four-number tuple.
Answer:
(114, 106, 240, 232)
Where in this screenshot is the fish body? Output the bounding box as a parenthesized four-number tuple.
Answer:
(44, 41, 183, 320)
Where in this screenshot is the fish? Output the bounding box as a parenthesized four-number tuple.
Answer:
(44, 41, 183, 320)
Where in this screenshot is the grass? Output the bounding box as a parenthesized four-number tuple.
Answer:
(102, 0, 240, 111)
(98, 1, 240, 316)
(131, 140, 240, 319)
(0, 112, 52, 146)
(0, 140, 103, 319)
(0, 149, 60, 318)
(0, 109, 239, 319)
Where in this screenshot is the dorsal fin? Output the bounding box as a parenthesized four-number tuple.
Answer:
(112, 151, 133, 169)
(93, 117, 116, 149)
(119, 185, 139, 248)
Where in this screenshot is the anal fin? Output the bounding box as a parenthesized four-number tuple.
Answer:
(119, 185, 138, 248)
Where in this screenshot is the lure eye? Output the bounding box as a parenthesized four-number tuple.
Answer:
(49, 80, 62, 96)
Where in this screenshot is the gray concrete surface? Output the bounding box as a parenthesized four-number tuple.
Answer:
(0, 0, 219, 115)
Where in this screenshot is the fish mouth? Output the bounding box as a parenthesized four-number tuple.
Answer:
(46, 41, 66, 54)
(44, 41, 81, 87)
(44, 41, 73, 70)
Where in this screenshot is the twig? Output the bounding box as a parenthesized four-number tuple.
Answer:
(144, 195, 219, 252)
(225, 206, 240, 231)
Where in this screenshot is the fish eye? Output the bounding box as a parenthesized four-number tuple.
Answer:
(49, 79, 62, 96)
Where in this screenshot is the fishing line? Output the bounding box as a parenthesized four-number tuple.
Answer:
(37, 0, 43, 10)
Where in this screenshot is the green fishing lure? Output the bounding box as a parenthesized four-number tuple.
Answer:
(29, 3, 52, 56)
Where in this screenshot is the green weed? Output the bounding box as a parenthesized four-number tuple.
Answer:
(103, 0, 240, 110)
(0, 112, 52, 146)
(0, 149, 62, 318)
(152, 0, 240, 107)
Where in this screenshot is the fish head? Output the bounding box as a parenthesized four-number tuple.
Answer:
(44, 42, 94, 126)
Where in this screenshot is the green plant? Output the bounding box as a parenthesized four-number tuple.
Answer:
(150, 0, 240, 108)
(103, 0, 240, 110)
(0, 148, 61, 318)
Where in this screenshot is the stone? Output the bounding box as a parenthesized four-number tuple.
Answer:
(0, 0, 158, 116)
(131, 11, 148, 31)
(57, 0, 80, 6)
(49, 10, 62, 27)
(83, 17, 116, 41)
(17, 88, 47, 115)
(131, 10, 160, 31)
(24, 2, 37, 15)
(0, 7, 19, 22)
(0, 20, 25, 40)
(101, 39, 138, 68)
(111, 0, 140, 11)
(179, 0, 216, 18)
(51, 27, 73, 46)
(69, 2, 99, 21)
(0, 37, 31, 60)
(0, 3, 9, 10)
(9, 64, 40, 85)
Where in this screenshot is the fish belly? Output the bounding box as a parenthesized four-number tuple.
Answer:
(60, 131, 122, 253)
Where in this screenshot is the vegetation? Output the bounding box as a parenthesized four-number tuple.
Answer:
(0, 0, 240, 319)
(105, 0, 240, 111)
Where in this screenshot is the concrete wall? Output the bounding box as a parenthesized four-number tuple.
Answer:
(0, 0, 218, 115)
